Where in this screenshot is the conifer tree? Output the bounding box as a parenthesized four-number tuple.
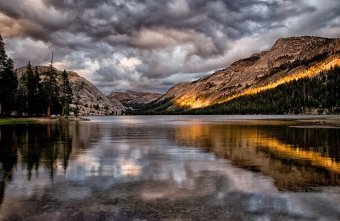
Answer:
(0, 35, 17, 116)
(43, 55, 60, 116)
(0, 35, 8, 115)
(16, 64, 45, 116)
(0, 35, 7, 70)
(26, 61, 36, 115)
(60, 70, 73, 116)
(33, 66, 44, 115)
(1, 58, 17, 115)
(17, 69, 28, 115)
(25, 63, 42, 116)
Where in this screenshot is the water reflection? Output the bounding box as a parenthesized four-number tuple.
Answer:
(175, 123, 340, 190)
(0, 117, 339, 220)
(0, 123, 73, 204)
(0, 127, 17, 206)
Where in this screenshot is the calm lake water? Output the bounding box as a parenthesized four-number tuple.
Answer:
(0, 115, 339, 220)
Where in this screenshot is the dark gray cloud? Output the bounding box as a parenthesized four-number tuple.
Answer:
(0, 0, 339, 94)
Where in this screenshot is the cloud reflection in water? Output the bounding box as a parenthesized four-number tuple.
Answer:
(0, 116, 339, 220)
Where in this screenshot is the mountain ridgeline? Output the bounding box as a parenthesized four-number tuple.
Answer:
(1, 34, 126, 117)
(190, 66, 340, 114)
(2, 34, 340, 116)
(107, 90, 162, 110)
(16, 66, 125, 116)
(132, 36, 340, 115)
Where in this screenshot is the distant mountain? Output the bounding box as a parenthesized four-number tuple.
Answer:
(16, 66, 125, 115)
(107, 90, 162, 109)
(149, 36, 340, 113)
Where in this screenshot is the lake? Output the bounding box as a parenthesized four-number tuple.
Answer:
(0, 115, 339, 220)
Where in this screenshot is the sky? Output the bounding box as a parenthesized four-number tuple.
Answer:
(0, 0, 339, 94)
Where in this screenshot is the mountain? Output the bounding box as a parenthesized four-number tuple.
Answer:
(153, 36, 340, 112)
(190, 66, 340, 114)
(108, 90, 162, 109)
(16, 66, 125, 115)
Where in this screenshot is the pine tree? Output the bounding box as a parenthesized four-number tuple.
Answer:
(43, 58, 60, 116)
(33, 66, 44, 115)
(0, 35, 7, 71)
(17, 69, 28, 115)
(24, 62, 43, 116)
(0, 34, 18, 116)
(60, 70, 73, 117)
(26, 61, 36, 115)
(16, 64, 45, 116)
(0, 34, 6, 115)
(0, 58, 17, 115)
(0, 34, 8, 115)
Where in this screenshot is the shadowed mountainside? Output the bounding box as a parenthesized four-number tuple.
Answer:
(107, 90, 162, 109)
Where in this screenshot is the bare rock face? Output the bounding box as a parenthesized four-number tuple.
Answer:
(67, 71, 125, 115)
(16, 66, 125, 115)
(108, 90, 162, 107)
(157, 36, 340, 109)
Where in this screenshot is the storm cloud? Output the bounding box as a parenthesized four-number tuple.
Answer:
(0, 0, 339, 94)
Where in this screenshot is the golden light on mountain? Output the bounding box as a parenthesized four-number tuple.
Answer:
(255, 135, 340, 174)
(152, 37, 340, 113)
(216, 58, 340, 105)
(175, 123, 340, 175)
(175, 57, 340, 109)
(175, 97, 211, 109)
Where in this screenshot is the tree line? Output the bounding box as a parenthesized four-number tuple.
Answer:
(130, 65, 340, 115)
(0, 34, 73, 117)
(189, 65, 340, 114)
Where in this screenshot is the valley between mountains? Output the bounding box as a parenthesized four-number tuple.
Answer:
(18, 36, 340, 115)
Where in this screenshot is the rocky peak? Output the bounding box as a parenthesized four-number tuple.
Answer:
(272, 36, 329, 49)
(156, 36, 340, 110)
(16, 66, 125, 115)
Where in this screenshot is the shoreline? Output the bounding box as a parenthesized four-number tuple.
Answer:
(0, 116, 90, 124)
(296, 116, 340, 127)
(1, 115, 339, 127)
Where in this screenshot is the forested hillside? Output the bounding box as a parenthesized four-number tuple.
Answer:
(131, 66, 340, 115)
(190, 66, 340, 114)
(0, 34, 125, 117)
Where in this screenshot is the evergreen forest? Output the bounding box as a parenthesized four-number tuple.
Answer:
(190, 66, 340, 114)
(0, 35, 73, 117)
(131, 66, 340, 115)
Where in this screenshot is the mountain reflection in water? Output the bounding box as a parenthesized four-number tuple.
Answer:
(0, 116, 339, 220)
(175, 122, 340, 191)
